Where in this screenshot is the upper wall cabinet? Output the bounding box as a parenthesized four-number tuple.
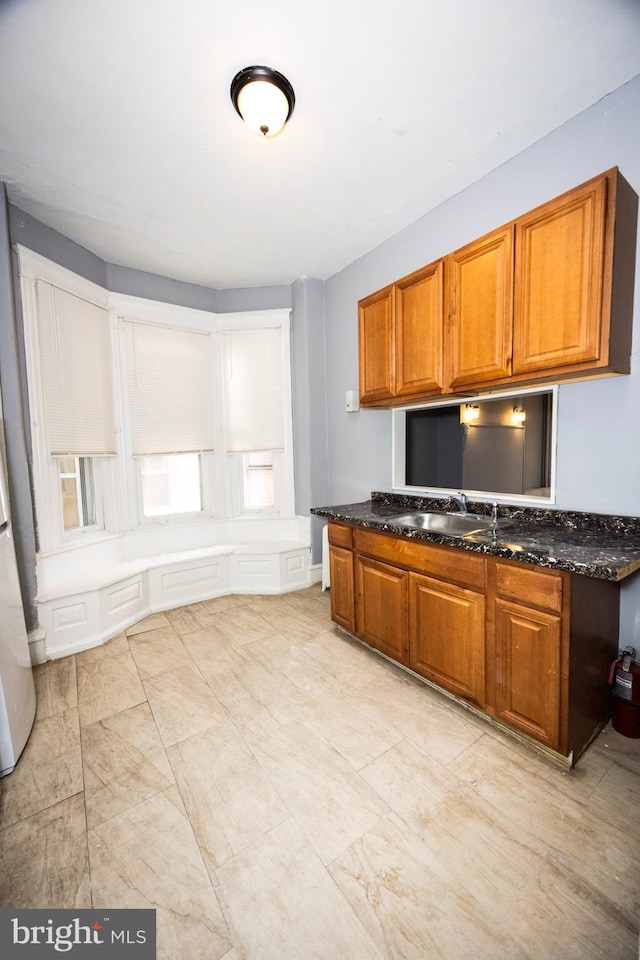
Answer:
(447, 225, 513, 392)
(512, 169, 635, 380)
(358, 260, 445, 405)
(358, 167, 638, 407)
(358, 285, 395, 404)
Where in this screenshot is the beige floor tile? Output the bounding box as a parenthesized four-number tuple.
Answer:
(291, 671, 406, 770)
(7, 587, 640, 958)
(0, 793, 91, 908)
(125, 612, 170, 636)
(589, 723, 640, 777)
(248, 719, 390, 864)
(244, 630, 333, 693)
(586, 759, 640, 827)
(360, 738, 546, 915)
(89, 786, 231, 960)
(329, 813, 532, 960)
(251, 603, 327, 642)
(199, 594, 245, 615)
(82, 702, 175, 829)
(208, 659, 307, 744)
(77, 650, 146, 727)
(480, 715, 613, 798)
(354, 664, 485, 765)
(75, 631, 130, 665)
(299, 628, 406, 689)
(240, 593, 290, 615)
(281, 585, 332, 621)
(33, 656, 77, 719)
(213, 606, 279, 646)
(449, 733, 640, 918)
(143, 663, 226, 747)
(0, 707, 82, 827)
(167, 719, 289, 874)
(164, 601, 220, 636)
(215, 817, 384, 960)
(128, 625, 193, 679)
(502, 852, 638, 959)
(180, 621, 250, 681)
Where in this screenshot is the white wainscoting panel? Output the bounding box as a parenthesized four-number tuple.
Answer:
(37, 542, 311, 659)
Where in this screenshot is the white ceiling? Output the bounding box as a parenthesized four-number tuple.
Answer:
(1, 0, 639, 289)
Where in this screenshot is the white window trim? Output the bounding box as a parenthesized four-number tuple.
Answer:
(16, 246, 296, 565)
(391, 384, 558, 505)
(17, 247, 113, 553)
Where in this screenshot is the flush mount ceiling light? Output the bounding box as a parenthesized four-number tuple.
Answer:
(230, 65, 295, 138)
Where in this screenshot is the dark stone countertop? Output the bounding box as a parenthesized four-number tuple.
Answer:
(311, 492, 640, 582)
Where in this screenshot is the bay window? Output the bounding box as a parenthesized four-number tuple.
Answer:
(58, 457, 97, 532)
(139, 454, 203, 518)
(18, 246, 295, 562)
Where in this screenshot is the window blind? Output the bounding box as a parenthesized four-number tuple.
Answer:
(123, 320, 215, 456)
(36, 281, 116, 456)
(223, 326, 285, 452)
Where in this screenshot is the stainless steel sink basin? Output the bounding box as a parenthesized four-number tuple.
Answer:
(386, 512, 497, 537)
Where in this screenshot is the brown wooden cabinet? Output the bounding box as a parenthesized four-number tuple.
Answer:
(328, 545, 355, 632)
(326, 520, 619, 764)
(358, 167, 637, 406)
(410, 572, 485, 708)
(395, 261, 444, 399)
(490, 558, 567, 754)
(355, 554, 409, 665)
(327, 523, 356, 632)
(447, 225, 513, 391)
(358, 286, 394, 404)
(512, 168, 637, 381)
(359, 261, 445, 406)
(494, 600, 562, 750)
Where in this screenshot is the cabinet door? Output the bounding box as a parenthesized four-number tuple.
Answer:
(494, 599, 561, 750)
(358, 286, 395, 404)
(409, 572, 485, 708)
(513, 173, 608, 376)
(355, 555, 409, 665)
(329, 545, 355, 632)
(395, 260, 444, 399)
(447, 226, 513, 391)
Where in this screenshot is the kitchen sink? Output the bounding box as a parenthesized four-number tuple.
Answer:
(385, 511, 498, 537)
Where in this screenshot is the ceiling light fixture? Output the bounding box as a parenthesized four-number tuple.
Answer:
(230, 65, 295, 138)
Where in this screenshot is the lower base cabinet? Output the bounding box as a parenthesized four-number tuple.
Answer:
(410, 573, 485, 708)
(355, 555, 409, 665)
(328, 544, 355, 632)
(327, 521, 619, 764)
(494, 599, 562, 750)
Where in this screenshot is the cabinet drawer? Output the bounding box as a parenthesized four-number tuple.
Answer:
(353, 528, 485, 589)
(495, 560, 563, 612)
(328, 522, 353, 549)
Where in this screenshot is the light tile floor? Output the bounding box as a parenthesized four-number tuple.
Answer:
(1, 585, 639, 959)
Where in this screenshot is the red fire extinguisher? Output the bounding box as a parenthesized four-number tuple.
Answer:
(609, 646, 640, 738)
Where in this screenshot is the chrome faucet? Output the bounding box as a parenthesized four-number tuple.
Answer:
(450, 491, 468, 515)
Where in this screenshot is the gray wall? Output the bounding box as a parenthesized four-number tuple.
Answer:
(321, 74, 640, 645)
(291, 277, 329, 563)
(0, 188, 38, 630)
